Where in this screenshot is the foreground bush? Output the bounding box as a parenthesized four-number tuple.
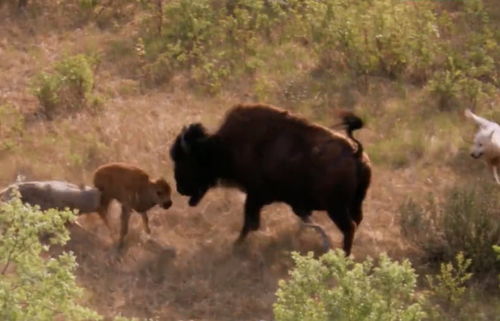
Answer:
(0, 195, 101, 321)
(400, 183, 500, 273)
(273, 250, 426, 321)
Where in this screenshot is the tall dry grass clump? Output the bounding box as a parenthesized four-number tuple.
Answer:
(399, 181, 500, 274)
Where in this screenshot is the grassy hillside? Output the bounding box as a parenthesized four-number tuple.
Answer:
(0, 0, 499, 320)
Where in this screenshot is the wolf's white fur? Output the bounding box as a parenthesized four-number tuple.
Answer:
(464, 109, 500, 184)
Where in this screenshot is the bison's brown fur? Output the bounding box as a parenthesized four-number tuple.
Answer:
(93, 162, 172, 249)
(170, 104, 371, 255)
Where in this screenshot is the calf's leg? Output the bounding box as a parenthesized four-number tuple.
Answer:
(140, 212, 151, 234)
(118, 205, 132, 250)
(96, 195, 112, 230)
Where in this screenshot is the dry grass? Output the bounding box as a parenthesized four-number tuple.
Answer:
(0, 4, 498, 320)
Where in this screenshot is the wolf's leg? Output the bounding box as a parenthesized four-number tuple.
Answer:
(493, 166, 500, 184)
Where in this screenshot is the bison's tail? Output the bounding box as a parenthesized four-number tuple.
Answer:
(337, 110, 365, 158)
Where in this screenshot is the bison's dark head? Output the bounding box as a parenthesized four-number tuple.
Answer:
(170, 123, 217, 207)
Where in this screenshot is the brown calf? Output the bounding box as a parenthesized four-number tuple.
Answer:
(93, 162, 172, 249)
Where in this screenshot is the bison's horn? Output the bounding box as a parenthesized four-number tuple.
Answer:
(180, 127, 190, 153)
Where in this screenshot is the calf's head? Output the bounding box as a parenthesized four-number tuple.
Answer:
(170, 123, 216, 206)
(150, 178, 173, 209)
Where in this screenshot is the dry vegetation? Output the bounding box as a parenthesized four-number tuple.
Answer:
(0, 0, 499, 320)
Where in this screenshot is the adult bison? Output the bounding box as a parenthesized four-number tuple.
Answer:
(170, 104, 371, 255)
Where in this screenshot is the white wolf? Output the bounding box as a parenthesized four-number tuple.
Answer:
(464, 109, 500, 184)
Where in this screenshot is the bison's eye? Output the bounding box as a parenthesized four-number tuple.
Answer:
(156, 191, 163, 196)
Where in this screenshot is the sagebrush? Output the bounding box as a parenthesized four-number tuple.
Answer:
(273, 250, 426, 321)
(31, 54, 100, 118)
(399, 183, 500, 273)
(0, 194, 139, 321)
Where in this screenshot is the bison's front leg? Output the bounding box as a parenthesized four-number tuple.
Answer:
(236, 194, 264, 244)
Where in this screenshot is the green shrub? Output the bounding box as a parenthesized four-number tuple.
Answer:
(427, 58, 463, 110)
(428, 0, 499, 109)
(297, 0, 439, 79)
(133, 0, 500, 99)
(400, 183, 500, 273)
(428, 49, 497, 110)
(0, 194, 142, 321)
(79, 0, 99, 10)
(494, 245, 500, 284)
(142, 0, 221, 65)
(0, 194, 101, 321)
(495, 245, 500, 260)
(0, 103, 24, 152)
(139, 0, 225, 90)
(31, 54, 100, 118)
(139, 0, 294, 91)
(426, 253, 473, 307)
(273, 250, 426, 321)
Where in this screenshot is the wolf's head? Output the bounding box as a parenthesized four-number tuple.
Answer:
(471, 129, 495, 159)
(465, 109, 499, 159)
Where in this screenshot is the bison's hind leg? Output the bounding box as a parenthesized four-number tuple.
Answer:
(293, 208, 331, 252)
(327, 205, 356, 256)
(350, 202, 363, 227)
